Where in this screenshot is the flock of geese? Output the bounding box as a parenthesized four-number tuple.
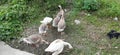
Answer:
(19, 5, 73, 55)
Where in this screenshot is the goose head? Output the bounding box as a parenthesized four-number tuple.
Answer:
(40, 17, 53, 24)
(58, 5, 62, 9)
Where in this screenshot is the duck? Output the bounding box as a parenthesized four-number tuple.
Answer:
(57, 13, 66, 35)
(52, 5, 64, 27)
(45, 39, 73, 55)
(19, 34, 49, 47)
(39, 17, 53, 35)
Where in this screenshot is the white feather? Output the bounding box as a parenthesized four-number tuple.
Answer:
(58, 28, 64, 32)
(45, 39, 64, 52)
(39, 24, 48, 34)
(45, 39, 73, 55)
(40, 17, 53, 24)
(23, 38, 33, 44)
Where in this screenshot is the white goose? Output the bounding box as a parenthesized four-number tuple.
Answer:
(19, 34, 48, 47)
(52, 5, 64, 27)
(39, 17, 53, 35)
(40, 17, 53, 24)
(45, 39, 73, 55)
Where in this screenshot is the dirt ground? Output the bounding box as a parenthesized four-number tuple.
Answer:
(8, 24, 71, 55)
(7, 11, 120, 55)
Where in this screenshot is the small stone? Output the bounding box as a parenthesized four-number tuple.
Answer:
(115, 46, 118, 48)
(74, 20, 80, 25)
(87, 14, 91, 16)
(114, 17, 118, 21)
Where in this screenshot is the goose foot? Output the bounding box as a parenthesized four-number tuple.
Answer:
(61, 32, 65, 35)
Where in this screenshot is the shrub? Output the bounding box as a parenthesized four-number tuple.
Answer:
(0, 0, 34, 41)
(72, 0, 100, 12)
(81, 0, 100, 11)
(73, 0, 82, 8)
(44, 0, 66, 9)
(97, 0, 120, 17)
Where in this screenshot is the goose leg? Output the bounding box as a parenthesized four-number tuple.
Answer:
(61, 32, 65, 35)
(42, 40, 49, 44)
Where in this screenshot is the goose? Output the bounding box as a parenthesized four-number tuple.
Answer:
(19, 34, 49, 47)
(57, 13, 66, 35)
(39, 17, 53, 35)
(45, 39, 73, 55)
(39, 23, 48, 35)
(52, 5, 64, 27)
(40, 17, 53, 24)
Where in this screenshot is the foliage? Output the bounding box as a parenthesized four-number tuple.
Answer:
(97, 0, 120, 17)
(0, 0, 67, 41)
(0, 0, 34, 41)
(40, 0, 66, 16)
(72, 0, 100, 11)
(0, 0, 8, 5)
(72, 0, 82, 8)
(81, 0, 100, 11)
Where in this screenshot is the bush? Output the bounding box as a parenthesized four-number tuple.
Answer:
(81, 0, 100, 11)
(73, 0, 82, 8)
(0, 0, 67, 41)
(72, 0, 100, 11)
(0, 0, 34, 41)
(97, 0, 120, 17)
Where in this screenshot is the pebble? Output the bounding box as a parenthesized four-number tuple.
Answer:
(74, 20, 80, 25)
(115, 46, 118, 48)
(114, 17, 118, 21)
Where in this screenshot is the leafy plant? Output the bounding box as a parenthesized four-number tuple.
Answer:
(72, 0, 100, 11)
(97, 0, 120, 17)
(81, 0, 100, 11)
(0, 0, 34, 41)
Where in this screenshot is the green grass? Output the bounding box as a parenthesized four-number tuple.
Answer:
(97, 0, 120, 17)
(61, 8, 120, 55)
(1, 0, 120, 55)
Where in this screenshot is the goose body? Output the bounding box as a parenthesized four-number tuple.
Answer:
(39, 17, 53, 35)
(57, 14, 66, 32)
(52, 15, 61, 27)
(22, 34, 42, 44)
(40, 17, 53, 24)
(45, 39, 73, 55)
(21, 34, 48, 47)
(52, 5, 64, 27)
(39, 23, 48, 35)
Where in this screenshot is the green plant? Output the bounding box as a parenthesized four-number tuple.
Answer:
(81, 0, 100, 11)
(73, 0, 82, 8)
(97, 0, 120, 17)
(0, 0, 35, 41)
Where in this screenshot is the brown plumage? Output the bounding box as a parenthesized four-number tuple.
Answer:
(20, 34, 48, 47)
(39, 17, 53, 35)
(52, 5, 64, 27)
(39, 23, 48, 35)
(57, 14, 66, 32)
